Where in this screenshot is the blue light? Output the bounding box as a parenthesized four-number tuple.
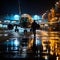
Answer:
(14, 15, 19, 20)
(32, 15, 40, 20)
(35, 38, 41, 45)
(14, 39, 19, 46)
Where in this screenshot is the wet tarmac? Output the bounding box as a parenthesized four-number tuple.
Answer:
(0, 30, 60, 60)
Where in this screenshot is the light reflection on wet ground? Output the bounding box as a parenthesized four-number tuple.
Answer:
(0, 30, 60, 60)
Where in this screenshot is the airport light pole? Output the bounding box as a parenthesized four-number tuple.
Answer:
(15, 0, 21, 32)
(18, 0, 21, 19)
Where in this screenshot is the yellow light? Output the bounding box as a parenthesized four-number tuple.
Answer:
(43, 46, 46, 50)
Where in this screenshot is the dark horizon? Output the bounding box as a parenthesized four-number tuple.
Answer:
(0, 0, 58, 16)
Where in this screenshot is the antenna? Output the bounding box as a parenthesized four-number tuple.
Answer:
(18, 0, 21, 20)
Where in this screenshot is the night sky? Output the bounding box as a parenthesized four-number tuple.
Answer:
(0, 0, 58, 16)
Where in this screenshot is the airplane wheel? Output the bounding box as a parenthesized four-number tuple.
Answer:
(15, 29, 19, 32)
(24, 30, 27, 34)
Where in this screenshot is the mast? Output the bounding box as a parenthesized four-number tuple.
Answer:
(18, 0, 21, 20)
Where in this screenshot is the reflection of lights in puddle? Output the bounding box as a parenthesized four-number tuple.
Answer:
(46, 49, 49, 53)
(14, 39, 20, 46)
(11, 46, 18, 50)
(7, 38, 20, 49)
(38, 50, 40, 53)
(56, 57, 59, 60)
(14, 47, 18, 50)
(45, 56, 48, 60)
(0, 34, 8, 36)
(4, 34, 8, 36)
(22, 47, 27, 52)
(11, 47, 13, 50)
(36, 38, 41, 45)
(21, 51, 27, 58)
(43, 56, 48, 60)
(23, 49, 26, 52)
(43, 46, 46, 50)
(50, 51, 54, 55)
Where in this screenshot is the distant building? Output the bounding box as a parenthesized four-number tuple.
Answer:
(55, 0, 60, 18)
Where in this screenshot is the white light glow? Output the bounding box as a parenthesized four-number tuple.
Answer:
(14, 39, 19, 46)
(14, 15, 19, 20)
(36, 38, 41, 45)
(32, 15, 40, 20)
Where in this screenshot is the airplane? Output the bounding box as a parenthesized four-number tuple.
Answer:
(14, 13, 33, 32)
(0, 14, 34, 33)
(19, 14, 33, 28)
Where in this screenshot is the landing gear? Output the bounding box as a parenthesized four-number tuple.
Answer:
(24, 30, 27, 34)
(15, 25, 19, 32)
(15, 29, 19, 32)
